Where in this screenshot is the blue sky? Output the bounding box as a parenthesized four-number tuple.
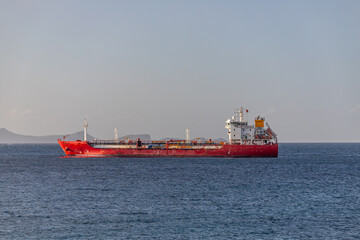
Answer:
(0, 0, 359, 142)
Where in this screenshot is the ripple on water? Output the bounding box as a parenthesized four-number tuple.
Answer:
(0, 143, 360, 239)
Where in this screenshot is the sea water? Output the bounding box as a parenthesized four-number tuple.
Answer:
(0, 143, 359, 239)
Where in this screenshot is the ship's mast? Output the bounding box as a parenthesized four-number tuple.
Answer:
(114, 128, 119, 141)
(239, 107, 244, 122)
(186, 129, 190, 143)
(83, 119, 88, 142)
(235, 107, 245, 122)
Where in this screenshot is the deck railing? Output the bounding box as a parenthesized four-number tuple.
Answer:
(88, 138, 276, 147)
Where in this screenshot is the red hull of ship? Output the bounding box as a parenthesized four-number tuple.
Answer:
(58, 140, 278, 158)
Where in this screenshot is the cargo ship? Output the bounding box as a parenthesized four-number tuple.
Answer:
(58, 107, 278, 157)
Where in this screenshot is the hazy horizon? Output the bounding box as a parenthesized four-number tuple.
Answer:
(2, 127, 360, 143)
(1, 0, 359, 142)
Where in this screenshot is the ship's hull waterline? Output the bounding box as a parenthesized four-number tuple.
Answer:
(58, 140, 278, 158)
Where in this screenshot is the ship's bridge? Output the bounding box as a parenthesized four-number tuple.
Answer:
(225, 107, 277, 145)
(225, 107, 254, 143)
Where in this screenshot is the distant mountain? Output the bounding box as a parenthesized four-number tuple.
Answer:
(160, 137, 183, 141)
(119, 134, 151, 141)
(64, 133, 150, 141)
(213, 138, 227, 142)
(0, 128, 225, 144)
(0, 128, 151, 143)
(60, 131, 95, 142)
(0, 128, 95, 144)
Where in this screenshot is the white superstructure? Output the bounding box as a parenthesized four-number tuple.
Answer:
(225, 107, 254, 143)
(225, 107, 277, 145)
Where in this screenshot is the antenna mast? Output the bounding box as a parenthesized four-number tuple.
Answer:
(186, 129, 190, 143)
(234, 107, 245, 122)
(114, 128, 119, 141)
(83, 119, 88, 142)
